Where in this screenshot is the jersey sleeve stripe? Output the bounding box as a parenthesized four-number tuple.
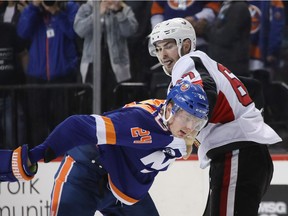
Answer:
(93, 115, 116, 144)
(51, 155, 75, 216)
(102, 116, 116, 144)
(93, 115, 106, 144)
(108, 174, 139, 205)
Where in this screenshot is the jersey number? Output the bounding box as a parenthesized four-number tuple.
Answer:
(131, 127, 152, 144)
(217, 64, 252, 106)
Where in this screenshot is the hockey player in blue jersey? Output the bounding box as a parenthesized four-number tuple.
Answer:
(0, 80, 209, 216)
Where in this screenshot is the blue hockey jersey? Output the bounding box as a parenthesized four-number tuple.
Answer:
(36, 99, 187, 205)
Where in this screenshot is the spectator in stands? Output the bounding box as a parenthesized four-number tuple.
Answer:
(74, 0, 138, 112)
(248, 0, 286, 80)
(276, 1, 288, 84)
(17, 0, 80, 147)
(205, 0, 251, 77)
(0, 0, 27, 149)
(150, 1, 220, 52)
(0, 0, 21, 24)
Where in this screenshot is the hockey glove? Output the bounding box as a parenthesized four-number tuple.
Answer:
(0, 144, 38, 182)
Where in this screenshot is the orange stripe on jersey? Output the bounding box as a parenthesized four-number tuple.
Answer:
(51, 156, 75, 216)
(250, 45, 261, 59)
(151, 1, 164, 15)
(108, 175, 139, 205)
(125, 99, 165, 115)
(102, 116, 116, 144)
(271, 0, 284, 8)
(205, 2, 221, 14)
(144, 99, 165, 107)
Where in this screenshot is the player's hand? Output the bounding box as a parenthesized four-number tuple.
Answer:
(0, 144, 38, 182)
(11, 145, 38, 181)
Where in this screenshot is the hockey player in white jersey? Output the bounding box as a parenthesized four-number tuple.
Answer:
(149, 17, 282, 216)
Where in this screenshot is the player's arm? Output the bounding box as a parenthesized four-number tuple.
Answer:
(29, 115, 98, 163)
(0, 115, 107, 182)
(172, 56, 217, 119)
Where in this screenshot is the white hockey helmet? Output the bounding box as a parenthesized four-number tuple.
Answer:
(148, 17, 196, 57)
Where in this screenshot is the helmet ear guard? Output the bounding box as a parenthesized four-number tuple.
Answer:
(148, 37, 157, 57)
(161, 102, 173, 126)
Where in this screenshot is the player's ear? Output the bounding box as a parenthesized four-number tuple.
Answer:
(165, 103, 173, 118)
(182, 39, 191, 54)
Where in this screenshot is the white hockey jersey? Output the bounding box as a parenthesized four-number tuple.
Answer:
(171, 50, 282, 168)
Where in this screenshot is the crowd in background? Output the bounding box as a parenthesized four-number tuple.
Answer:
(0, 0, 288, 150)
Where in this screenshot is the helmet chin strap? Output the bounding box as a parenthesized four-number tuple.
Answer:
(161, 104, 173, 126)
(177, 45, 183, 58)
(162, 66, 172, 77)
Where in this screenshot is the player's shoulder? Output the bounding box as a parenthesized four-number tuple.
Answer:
(177, 50, 209, 62)
(123, 99, 165, 115)
(173, 50, 207, 71)
(191, 50, 211, 59)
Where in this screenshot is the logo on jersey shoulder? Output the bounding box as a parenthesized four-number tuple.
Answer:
(168, 0, 194, 10)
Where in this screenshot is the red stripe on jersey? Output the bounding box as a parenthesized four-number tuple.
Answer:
(220, 152, 233, 215)
(210, 91, 235, 124)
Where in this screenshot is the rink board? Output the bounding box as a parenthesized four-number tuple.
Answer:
(0, 155, 287, 216)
